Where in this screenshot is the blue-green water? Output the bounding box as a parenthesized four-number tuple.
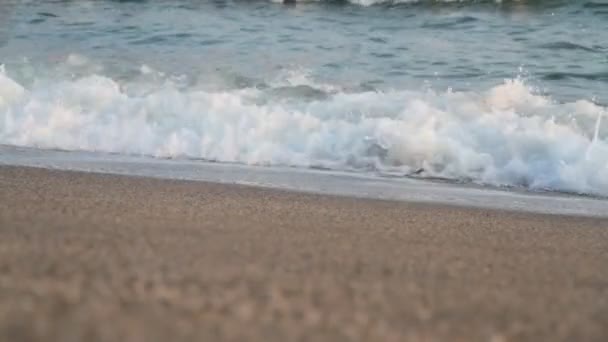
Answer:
(2, 0, 606, 99)
(0, 0, 607, 195)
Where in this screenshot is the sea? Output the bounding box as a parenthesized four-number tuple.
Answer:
(1, 0, 607, 215)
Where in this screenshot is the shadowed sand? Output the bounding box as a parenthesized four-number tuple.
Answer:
(0, 165, 607, 342)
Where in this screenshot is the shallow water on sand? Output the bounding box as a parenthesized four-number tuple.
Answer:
(3, 145, 608, 217)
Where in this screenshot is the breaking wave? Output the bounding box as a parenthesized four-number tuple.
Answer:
(1, 62, 607, 195)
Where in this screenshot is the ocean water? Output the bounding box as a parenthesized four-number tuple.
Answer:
(0, 0, 607, 196)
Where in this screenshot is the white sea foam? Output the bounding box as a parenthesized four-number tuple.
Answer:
(1, 64, 607, 195)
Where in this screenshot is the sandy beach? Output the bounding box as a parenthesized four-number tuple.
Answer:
(0, 165, 607, 342)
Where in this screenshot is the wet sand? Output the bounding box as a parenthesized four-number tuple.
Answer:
(0, 165, 607, 342)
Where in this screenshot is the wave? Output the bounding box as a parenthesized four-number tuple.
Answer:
(1, 62, 607, 195)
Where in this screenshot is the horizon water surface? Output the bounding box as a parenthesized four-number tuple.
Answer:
(1, 0, 607, 198)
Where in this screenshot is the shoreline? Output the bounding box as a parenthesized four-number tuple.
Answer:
(2, 145, 608, 218)
(1, 165, 607, 341)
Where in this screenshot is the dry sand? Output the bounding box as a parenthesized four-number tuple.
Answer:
(0, 165, 607, 342)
